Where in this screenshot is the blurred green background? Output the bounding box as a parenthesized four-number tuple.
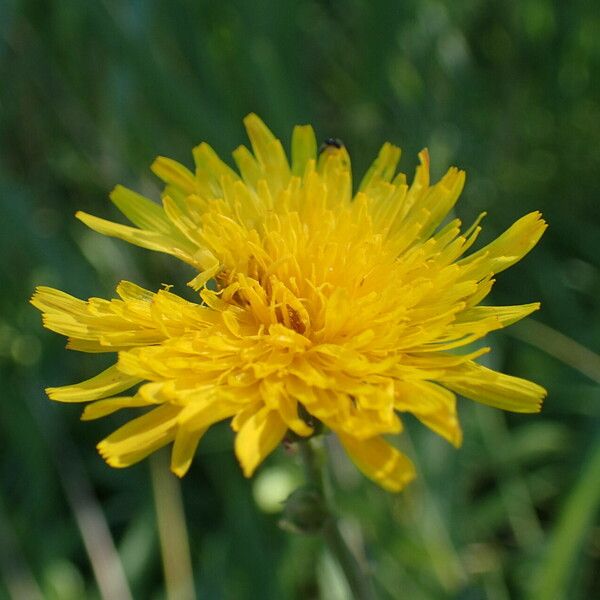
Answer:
(1, 1, 599, 598)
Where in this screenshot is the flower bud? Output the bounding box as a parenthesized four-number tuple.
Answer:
(279, 486, 329, 534)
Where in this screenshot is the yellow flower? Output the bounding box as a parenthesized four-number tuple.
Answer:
(31, 115, 546, 491)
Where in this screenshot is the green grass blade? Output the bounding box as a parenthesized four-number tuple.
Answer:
(529, 435, 600, 600)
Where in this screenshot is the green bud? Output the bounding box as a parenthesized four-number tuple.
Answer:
(279, 486, 329, 534)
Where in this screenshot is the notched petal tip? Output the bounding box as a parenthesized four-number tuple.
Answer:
(531, 386, 547, 413)
(96, 441, 125, 467)
(29, 287, 50, 310)
(441, 362, 547, 414)
(97, 444, 137, 470)
(45, 386, 58, 399)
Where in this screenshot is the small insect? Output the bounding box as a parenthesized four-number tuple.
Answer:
(318, 137, 344, 155)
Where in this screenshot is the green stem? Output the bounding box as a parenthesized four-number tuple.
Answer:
(150, 450, 196, 600)
(298, 441, 376, 600)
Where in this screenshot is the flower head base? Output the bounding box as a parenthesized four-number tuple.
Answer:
(32, 115, 546, 492)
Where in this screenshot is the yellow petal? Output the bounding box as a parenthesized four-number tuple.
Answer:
(151, 156, 197, 195)
(318, 146, 352, 205)
(455, 303, 540, 328)
(459, 212, 547, 278)
(109, 185, 175, 235)
(46, 364, 140, 403)
(359, 142, 401, 193)
(177, 396, 240, 434)
(291, 124, 317, 177)
(243, 113, 291, 193)
(115, 281, 155, 303)
(416, 168, 466, 241)
(234, 407, 287, 477)
(259, 379, 313, 437)
(337, 433, 416, 492)
(31, 286, 87, 317)
(161, 195, 204, 246)
(33, 285, 166, 352)
(76, 211, 197, 262)
(170, 426, 206, 477)
(232, 144, 263, 190)
(440, 361, 546, 413)
(166, 388, 239, 477)
(192, 142, 240, 197)
(230, 400, 263, 432)
(394, 381, 462, 447)
(97, 404, 180, 468)
(186, 257, 222, 290)
(81, 394, 154, 420)
(244, 114, 290, 172)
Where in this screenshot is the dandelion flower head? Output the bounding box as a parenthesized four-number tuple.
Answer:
(32, 115, 546, 491)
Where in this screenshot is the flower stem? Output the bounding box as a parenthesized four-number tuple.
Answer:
(298, 441, 376, 600)
(150, 450, 196, 600)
